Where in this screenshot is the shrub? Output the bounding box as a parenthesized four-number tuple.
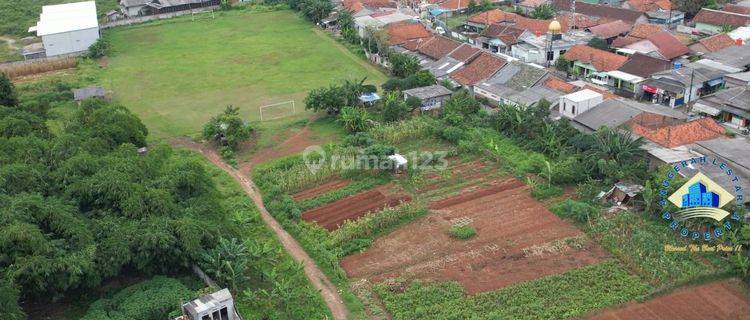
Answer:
(449, 225, 476, 240)
(202, 105, 252, 150)
(552, 199, 600, 223)
(438, 126, 464, 143)
(79, 277, 193, 320)
(343, 132, 373, 147)
(88, 37, 110, 59)
(531, 183, 563, 199)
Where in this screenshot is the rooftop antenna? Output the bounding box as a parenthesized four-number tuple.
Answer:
(570, 0, 575, 30)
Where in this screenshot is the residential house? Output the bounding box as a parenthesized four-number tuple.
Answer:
(689, 33, 737, 54)
(725, 72, 750, 87)
(628, 113, 726, 147)
(478, 24, 529, 54)
(728, 26, 750, 44)
(559, 89, 604, 118)
(385, 21, 432, 45)
(29, 1, 99, 58)
(640, 63, 727, 108)
(620, 31, 689, 60)
(343, 0, 395, 17)
(552, 0, 649, 25)
(511, 27, 592, 66)
(587, 20, 633, 44)
(473, 60, 549, 106)
(569, 98, 686, 132)
(403, 85, 453, 110)
(704, 43, 750, 70)
(614, 52, 670, 96)
(354, 10, 416, 38)
(424, 43, 481, 79)
(685, 138, 750, 205)
(516, 0, 547, 15)
(693, 9, 750, 34)
(645, 10, 685, 26)
(563, 44, 629, 85)
(622, 0, 671, 12)
(416, 36, 462, 60)
(695, 86, 750, 128)
(450, 52, 508, 89)
(118, 0, 220, 17)
(463, 9, 517, 33)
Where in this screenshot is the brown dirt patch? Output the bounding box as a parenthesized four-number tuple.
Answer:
(340, 178, 609, 294)
(589, 279, 750, 320)
(292, 179, 352, 201)
(302, 187, 412, 231)
(248, 126, 320, 165)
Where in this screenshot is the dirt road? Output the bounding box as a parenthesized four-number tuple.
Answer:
(173, 139, 350, 320)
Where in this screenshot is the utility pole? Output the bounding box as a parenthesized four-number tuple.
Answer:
(686, 68, 695, 113)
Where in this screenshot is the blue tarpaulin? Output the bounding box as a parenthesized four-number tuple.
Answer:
(706, 78, 724, 87)
(430, 8, 448, 16)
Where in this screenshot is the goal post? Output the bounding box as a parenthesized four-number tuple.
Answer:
(259, 100, 296, 121)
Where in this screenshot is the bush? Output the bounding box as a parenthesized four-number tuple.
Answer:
(343, 132, 374, 147)
(531, 183, 563, 199)
(202, 105, 252, 150)
(438, 126, 464, 143)
(552, 199, 600, 223)
(80, 277, 193, 320)
(88, 37, 110, 59)
(448, 225, 477, 240)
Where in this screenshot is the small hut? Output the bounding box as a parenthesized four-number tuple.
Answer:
(175, 288, 241, 320)
(599, 182, 644, 206)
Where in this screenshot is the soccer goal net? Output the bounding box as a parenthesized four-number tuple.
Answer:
(259, 100, 296, 121)
(191, 8, 215, 21)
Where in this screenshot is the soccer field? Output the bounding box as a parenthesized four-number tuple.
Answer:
(99, 9, 387, 139)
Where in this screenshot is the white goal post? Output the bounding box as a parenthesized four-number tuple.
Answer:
(259, 100, 296, 121)
(191, 8, 215, 21)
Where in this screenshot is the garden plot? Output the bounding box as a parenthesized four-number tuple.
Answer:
(589, 279, 750, 319)
(292, 179, 351, 201)
(410, 160, 507, 203)
(341, 178, 609, 294)
(302, 186, 411, 231)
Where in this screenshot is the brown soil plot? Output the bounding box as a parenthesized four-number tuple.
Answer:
(302, 188, 411, 231)
(340, 178, 609, 294)
(589, 279, 750, 320)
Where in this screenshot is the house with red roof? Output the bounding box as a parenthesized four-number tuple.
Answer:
(385, 22, 432, 45)
(587, 20, 633, 43)
(689, 33, 738, 54)
(563, 45, 629, 85)
(694, 8, 750, 34)
(450, 52, 507, 88)
(464, 9, 519, 32)
(628, 114, 726, 148)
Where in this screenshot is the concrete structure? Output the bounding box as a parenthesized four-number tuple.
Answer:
(28, 1, 100, 57)
(559, 89, 603, 118)
(178, 289, 240, 320)
(511, 30, 591, 66)
(119, 0, 220, 17)
(402, 85, 452, 110)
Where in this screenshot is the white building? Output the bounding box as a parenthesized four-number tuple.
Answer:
(28, 1, 100, 57)
(559, 89, 603, 118)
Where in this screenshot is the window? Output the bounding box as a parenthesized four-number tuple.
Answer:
(546, 51, 554, 61)
(572, 105, 576, 115)
(562, 102, 566, 111)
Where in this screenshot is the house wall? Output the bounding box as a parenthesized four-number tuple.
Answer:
(558, 94, 603, 118)
(121, 5, 143, 17)
(695, 22, 722, 34)
(42, 27, 100, 57)
(473, 87, 502, 105)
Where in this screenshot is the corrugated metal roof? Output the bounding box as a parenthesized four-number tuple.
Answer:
(33, 1, 98, 36)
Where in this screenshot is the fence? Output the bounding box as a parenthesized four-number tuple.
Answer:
(0, 54, 80, 79)
(101, 6, 220, 29)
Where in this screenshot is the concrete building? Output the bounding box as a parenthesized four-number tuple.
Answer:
(28, 1, 100, 57)
(402, 85, 452, 111)
(177, 289, 240, 320)
(559, 89, 603, 118)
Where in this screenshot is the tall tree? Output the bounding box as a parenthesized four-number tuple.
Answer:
(530, 3, 555, 20)
(388, 53, 420, 78)
(202, 105, 253, 150)
(0, 73, 17, 107)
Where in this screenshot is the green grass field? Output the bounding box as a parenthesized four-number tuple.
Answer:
(99, 9, 387, 140)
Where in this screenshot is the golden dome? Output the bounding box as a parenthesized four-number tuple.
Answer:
(548, 19, 562, 33)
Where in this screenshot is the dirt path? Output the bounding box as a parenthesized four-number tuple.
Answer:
(172, 139, 350, 320)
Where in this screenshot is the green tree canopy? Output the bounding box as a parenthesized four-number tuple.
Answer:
(202, 105, 253, 150)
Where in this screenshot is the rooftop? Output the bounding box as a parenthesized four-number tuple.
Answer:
(448, 43, 481, 61)
(386, 21, 431, 45)
(572, 99, 645, 131)
(467, 9, 517, 25)
(724, 4, 750, 15)
(626, 0, 671, 12)
(695, 33, 737, 53)
(588, 20, 633, 39)
(618, 52, 671, 77)
(552, 0, 645, 23)
(543, 77, 577, 93)
(628, 23, 665, 39)
(563, 44, 629, 71)
(704, 43, 750, 69)
(417, 36, 462, 60)
(645, 31, 689, 60)
(450, 52, 507, 86)
(30, 1, 98, 36)
(629, 115, 726, 148)
(403, 84, 452, 99)
(694, 8, 750, 28)
(563, 88, 602, 102)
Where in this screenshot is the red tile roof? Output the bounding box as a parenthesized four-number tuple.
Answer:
(646, 31, 689, 59)
(723, 4, 750, 16)
(612, 35, 642, 47)
(417, 36, 462, 59)
(450, 52, 507, 86)
(552, 0, 646, 23)
(694, 8, 750, 28)
(481, 24, 526, 45)
(560, 12, 603, 29)
(467, 9, 518, 25)
(563, 45, 629, 71)
(543, 77, 577, 93)
(629, 23, 665, 38)
(629, 115, 726, 147)
(618, 52, 671, 77)
(697, 33, 737, 52)
(582, 84, 618, 100)
(588, 20, 633, 39)
(401, 37, 432, 51)
(438, 0, 470, 11)
(448, 43, 481, 61)
(343, 0, 394, 12)
(514, 16, 570, 34)
(626, 0, 671, 12)
(386, 22, 432, 45)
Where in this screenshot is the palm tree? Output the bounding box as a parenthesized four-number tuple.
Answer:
(589, 127, 644, 164)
